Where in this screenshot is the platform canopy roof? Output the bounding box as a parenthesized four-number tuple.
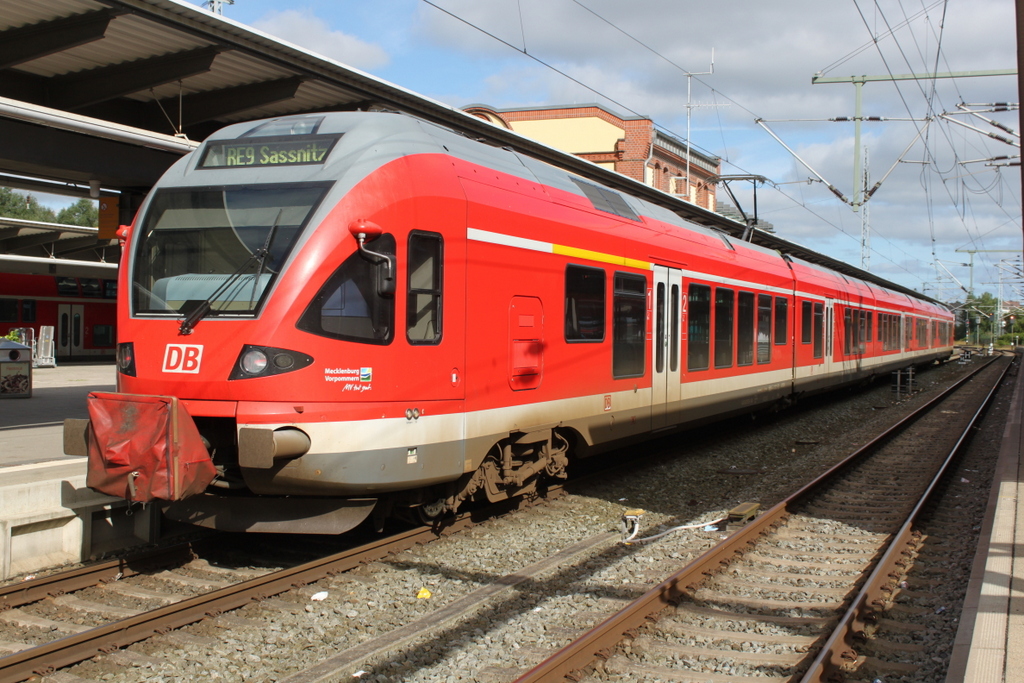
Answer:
(0, 0, 937, 302)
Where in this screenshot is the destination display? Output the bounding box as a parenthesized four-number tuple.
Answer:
(199, 135, 341, 169)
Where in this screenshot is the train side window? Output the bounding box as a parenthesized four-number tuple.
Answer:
(93, 325, 115, 347)
(714, 287, 734, 369)
(80, 279, 102, 297)
(564, 265, 605, 342)
(773, 297, 788, 345)
(0, 299, 16, 323)
(843, 308, 853, 355)
(21, 300, 36, 323)
(813, 303, 824, 358)
(737, 291, 754, 366)
(687, 284, 710, 371)
(612, 273, 646, 378)
(102, 280, 118, 299)
(56, 277, 79, 296)
(297, 233, 396, 345)
(407, 231, 443, 345)
(801, 300, 812, 344)
(757, 294, 772, 363)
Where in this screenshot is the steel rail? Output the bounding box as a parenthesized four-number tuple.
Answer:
(0, 512, 487, 683)
(0, 541, 207, 612)
(513, 356, 1004, 683)
(799, 356, 1012, 681)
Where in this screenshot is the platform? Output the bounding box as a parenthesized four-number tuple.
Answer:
(0, 363, 155, 580)
(948, 356, 1024, 683)
(0, 362, 114, 467)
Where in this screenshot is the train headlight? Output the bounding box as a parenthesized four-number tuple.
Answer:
(229, 344, 314, 380)
(240, 348, 268, 375)
(116, 342, 136, 376)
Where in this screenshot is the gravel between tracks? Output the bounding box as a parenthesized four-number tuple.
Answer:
(46, 358, 990, 683)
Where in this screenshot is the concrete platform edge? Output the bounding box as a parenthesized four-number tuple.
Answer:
(946, 357, 1022, 683)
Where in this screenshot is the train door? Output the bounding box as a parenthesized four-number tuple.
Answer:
(652, 266, 682, 429)
(823, 298, 835, 374)
(57, 303, 84, 358)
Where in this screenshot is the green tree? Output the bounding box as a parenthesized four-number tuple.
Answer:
(56, 198, 99, 227)
(0, 187, 58, 222)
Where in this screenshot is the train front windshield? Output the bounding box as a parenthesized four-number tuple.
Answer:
(131, 183, 330, 316)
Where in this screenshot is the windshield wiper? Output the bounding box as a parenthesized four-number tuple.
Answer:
(178, 211, 282, 335)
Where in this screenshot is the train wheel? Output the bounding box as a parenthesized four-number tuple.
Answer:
(416, 497, 447, 524)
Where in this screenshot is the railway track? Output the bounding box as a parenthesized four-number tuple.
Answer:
(0, 494, 540, 683)
(512, 355, 1010, 683)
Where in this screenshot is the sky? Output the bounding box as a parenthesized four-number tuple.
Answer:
(183, 0, 1019, 301)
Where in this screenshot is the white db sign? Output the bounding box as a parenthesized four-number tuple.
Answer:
(162, 344, 204, 374)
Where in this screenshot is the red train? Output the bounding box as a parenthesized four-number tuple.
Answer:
(66, 112, 954, 533)
(0, 273, 117, 361)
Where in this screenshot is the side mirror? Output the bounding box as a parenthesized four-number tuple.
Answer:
(349, 219, 395, 298)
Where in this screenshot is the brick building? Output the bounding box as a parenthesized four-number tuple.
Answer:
(463, 103, 720, 211)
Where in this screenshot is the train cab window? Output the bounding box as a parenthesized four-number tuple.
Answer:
(801, 300, 812, 344)
(612, 273, 646, 378)
(737, 292, 754, 366)
(565, 265, 605, 342)
(687, 284, 711, 371)
(813, 303, 824, 358)
(0, 299, 16, 322)
(714, 288, 734, 369)
(757, 294, 772, 364)
(774, 297, 788, 345)
(297, 233, 396, 345)
(21, 300, 35, 323)
(406, 232, 443, 345)
(56, 277, 79, 296)
(133, 183, 330, 316)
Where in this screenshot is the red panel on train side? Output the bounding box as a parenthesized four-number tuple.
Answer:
(509, 296, 544, 390)
(85, 392, 215, 502)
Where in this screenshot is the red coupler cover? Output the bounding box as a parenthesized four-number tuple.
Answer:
(85, 392, 216, 502)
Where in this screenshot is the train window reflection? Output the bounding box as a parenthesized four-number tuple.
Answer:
(813, 303, 824, 358)
(738, 292, 755, 366)
(774, 297, 788, 345)
(687, 284, 710, 371)
(714, 288, 733, 369)
(407, 232, 443, 345)
(297, 233, 395, 345)
(0, 299, 16, 322)
(133, 183, 331, 316)
(612, 273, 646, 378)
(565, 265, 605, 342)
(757, 294, 771, 364)
(801, 301, 812, 344)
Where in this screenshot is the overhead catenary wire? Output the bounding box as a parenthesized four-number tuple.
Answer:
(420, 0, 1014, 291)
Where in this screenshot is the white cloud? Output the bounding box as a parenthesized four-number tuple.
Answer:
(252, 9, 390, 71)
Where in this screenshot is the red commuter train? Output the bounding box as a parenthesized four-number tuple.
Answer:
(0, 273, 117, 361)
(66, 111, 954, 533)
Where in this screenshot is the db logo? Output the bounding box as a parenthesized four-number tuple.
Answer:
(162, 344, 204, 374)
